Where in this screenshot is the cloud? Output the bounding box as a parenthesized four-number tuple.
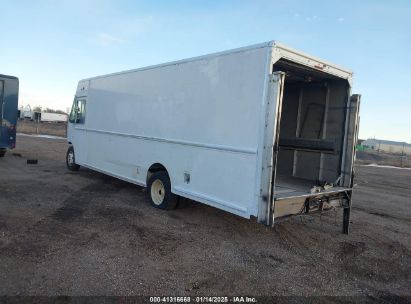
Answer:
(337, 17, 345, 23)
(96, 33, 125, 46)
(118, 15, 155, 37)
(93, 16, 155, 47)
(304, 15, 318, 22)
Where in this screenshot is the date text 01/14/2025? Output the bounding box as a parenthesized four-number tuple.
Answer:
(149, 296, 257, 303)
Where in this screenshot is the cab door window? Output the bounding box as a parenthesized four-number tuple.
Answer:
(69, 99, 86, 124)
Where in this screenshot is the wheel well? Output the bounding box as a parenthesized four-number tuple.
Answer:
(147, 163, 169, 183)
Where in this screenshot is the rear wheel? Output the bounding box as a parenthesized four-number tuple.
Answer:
(0, 149, 6, 158)
(147, 171, 177, 210)
(66, 146, 80, 171)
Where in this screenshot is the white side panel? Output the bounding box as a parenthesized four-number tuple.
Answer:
(73, 46, 270, 218)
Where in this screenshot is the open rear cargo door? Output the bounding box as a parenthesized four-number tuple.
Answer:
(341, 94, 361, 188)
(0, 80, 3, 143)
(257, 72, 285, 226)
(341, 94, 360, 234)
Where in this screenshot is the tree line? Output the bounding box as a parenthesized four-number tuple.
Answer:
(32, 106, 66, 114)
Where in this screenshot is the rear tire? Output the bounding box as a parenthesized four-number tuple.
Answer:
(66, 146, 80, 171)
(0, 149, 6, 158)
(147, 171, 177, 210)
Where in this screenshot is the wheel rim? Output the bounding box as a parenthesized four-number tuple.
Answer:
(68, 150, 74, 166)
(151, 179, 165, 205)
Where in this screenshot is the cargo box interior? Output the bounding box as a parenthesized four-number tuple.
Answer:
(273, 59, 350, 199)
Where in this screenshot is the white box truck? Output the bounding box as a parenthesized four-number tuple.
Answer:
(66, 41, 360, 233)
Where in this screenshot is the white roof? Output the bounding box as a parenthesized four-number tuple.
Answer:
(80, 40, 352, 83)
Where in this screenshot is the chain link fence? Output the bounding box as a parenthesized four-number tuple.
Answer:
(17, 119, 67, 138)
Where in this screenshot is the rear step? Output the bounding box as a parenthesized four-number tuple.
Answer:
(275, 187, 350, 200)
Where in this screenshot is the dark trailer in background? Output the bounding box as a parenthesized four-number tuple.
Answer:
(0, 74, 19, 157)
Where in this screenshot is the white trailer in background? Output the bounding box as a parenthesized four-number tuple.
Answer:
(40, 112, 68, 122)
(67, 41, 360, 233)
(22, 105, 34, 119)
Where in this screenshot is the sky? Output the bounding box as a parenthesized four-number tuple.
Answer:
(1, 0, 410, 142)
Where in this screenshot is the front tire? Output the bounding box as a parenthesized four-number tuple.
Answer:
(147, 171, 177, 210)
(0, 149, 6, 158)
(66, 146, 80, 171)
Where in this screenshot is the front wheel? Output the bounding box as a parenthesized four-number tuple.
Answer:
(0, 149, 6, 158)
(66, 146, 80, 171)
(147, 171, 177, 210)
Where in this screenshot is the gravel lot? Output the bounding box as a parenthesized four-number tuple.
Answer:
(0, 135, 410, 298)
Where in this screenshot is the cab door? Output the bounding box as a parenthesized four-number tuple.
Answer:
(67, 97, 88, 165)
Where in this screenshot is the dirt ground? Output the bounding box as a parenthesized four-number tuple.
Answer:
(0, 135, 410, 299)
